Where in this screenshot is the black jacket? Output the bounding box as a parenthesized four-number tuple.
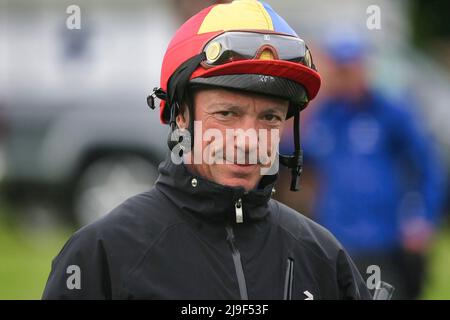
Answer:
(42, 157, 371, 300)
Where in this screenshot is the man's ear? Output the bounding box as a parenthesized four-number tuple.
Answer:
(176, 104, 190, 129)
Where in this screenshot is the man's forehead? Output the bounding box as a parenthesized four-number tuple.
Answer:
(193, 87, 289, 109)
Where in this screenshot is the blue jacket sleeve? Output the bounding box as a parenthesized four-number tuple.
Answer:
(388, 102, 446, 227)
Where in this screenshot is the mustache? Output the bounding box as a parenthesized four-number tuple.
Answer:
(204, 141, 275, 166)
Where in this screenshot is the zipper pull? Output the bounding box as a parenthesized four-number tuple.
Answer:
(235, 198, 243, 224)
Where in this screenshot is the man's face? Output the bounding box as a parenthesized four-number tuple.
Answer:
(326, 59, 368, 102)
(177, 88, 289, 191)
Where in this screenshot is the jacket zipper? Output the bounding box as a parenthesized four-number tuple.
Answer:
(283, 258, 294, 300)
(235, 198, 243, 223)
(226, 223, 248, 300)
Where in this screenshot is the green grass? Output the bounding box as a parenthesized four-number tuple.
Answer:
(422, 223, 450, 299)
(0, 204, 449, 299)
(0, 211, 73, 300)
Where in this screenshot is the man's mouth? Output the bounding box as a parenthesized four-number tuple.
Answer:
(223, 161, 260, 177)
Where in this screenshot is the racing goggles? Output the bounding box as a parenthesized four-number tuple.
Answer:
(202, 31, 316, 70)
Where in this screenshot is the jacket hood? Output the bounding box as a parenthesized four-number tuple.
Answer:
(155, 155, 277, 224)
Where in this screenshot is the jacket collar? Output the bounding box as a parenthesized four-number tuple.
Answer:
(155, 155, 277, 224)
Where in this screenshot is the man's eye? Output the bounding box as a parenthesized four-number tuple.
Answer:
(216, 111, 234, 117)
(263, 114, 282, 122)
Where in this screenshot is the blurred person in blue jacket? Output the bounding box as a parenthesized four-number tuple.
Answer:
(280, 29, 446, 299)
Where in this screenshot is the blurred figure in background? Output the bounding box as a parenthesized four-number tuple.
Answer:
(280, 28, 446, 299)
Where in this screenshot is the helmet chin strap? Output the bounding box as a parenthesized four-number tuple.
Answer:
(147, 54, 205, 154)
(279, 109, 303, 191)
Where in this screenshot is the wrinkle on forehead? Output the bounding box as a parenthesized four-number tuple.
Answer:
(193, 87, 289, 116)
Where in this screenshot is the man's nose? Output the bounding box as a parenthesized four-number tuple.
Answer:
(235, 116, 259, 152)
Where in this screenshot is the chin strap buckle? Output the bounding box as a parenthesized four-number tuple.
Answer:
(279, 150, 303, 192)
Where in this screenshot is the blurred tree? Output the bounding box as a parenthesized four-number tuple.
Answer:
(410, 0, 450, 44)
(410, 0, 450, 67)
